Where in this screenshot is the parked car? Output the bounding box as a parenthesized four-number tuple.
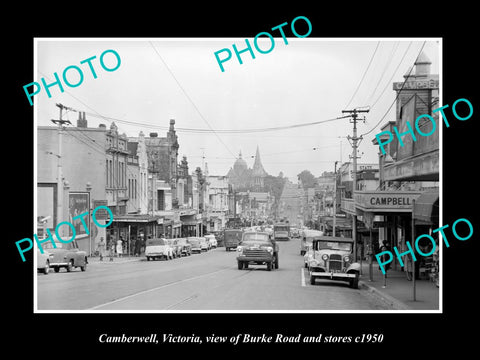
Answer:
(145, 238, 173, 261)
(199, 237, 209, 251)
(37, 248, 51, 275)
(306, 236, 360, 288)
(205, 234, 217, 249)
(300, 229, 324, 256)
(176, 238, 192, 256)
(224, 229, 243, 251)
(187, 237, 202, 254)
(42, 240, 87, 273)
(167, 239, 183, 258)
(236, 231, 279, 271)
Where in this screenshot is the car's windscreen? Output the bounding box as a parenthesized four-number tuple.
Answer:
(187, 238, 200, 244)
(146, 239, 166, 246)
(316, 241, 352, 251)
(274, 226, 289, 231)
(42, 242, 72, 250)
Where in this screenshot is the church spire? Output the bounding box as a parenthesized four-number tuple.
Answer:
(252, 145, 267, 177)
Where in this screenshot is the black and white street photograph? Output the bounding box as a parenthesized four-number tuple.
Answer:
(8, 5, 480, 355)
(32, 38, 441, 312)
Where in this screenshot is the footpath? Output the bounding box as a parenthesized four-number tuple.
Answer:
(358, 260, 439, 311)
(88, 255, 143, 264)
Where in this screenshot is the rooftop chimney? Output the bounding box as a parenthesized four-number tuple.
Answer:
(77, 112, 87, 128)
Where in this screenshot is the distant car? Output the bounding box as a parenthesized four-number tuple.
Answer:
(205, 234, 217, 249)
(37, 248, 51, 275)
(176, 238, 192, 256)
(187, 237, 202, 254)
(306, 236, 360, 288)
(290, 227, 301, 238)
(300, 229, 324, 256)
(167, 239, 183, 258)
(199, 237, 209, 251)
(42, 240, 87, 273)
(145, 238, 173, 261)
(224, 229, 243, 251)
(236, 231, 279, 271)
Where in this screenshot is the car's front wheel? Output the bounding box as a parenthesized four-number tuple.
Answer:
(310, 275, 316, 285)
(267, 262, 272, 271)
(42, 261, 49, 275)
(237, 261, 243, 270)
(66, 260, 74, 272)
(349, 274, 359, 289)
(80, 260, 87, 272)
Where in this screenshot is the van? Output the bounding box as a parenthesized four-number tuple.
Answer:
(224, 229, 243, 251)
(300, 229, 324, 256)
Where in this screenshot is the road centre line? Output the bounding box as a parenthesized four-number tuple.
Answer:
(301, 268, 306, 287)
(88, 268, 228, 310)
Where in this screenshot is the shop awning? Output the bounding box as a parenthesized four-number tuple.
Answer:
(111, 214, 162, 223)
(413, 190, 439, 225)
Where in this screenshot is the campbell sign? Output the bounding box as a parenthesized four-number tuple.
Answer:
(354, 191, 422, 212)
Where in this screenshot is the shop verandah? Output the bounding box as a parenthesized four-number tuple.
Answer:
(349, 190, 439, 281)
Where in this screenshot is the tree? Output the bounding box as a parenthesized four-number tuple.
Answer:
(297, 170, 317, 189)
(264, 175, 286, 202)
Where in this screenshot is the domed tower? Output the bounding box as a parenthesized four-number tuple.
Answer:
(227, 151, 250, 190)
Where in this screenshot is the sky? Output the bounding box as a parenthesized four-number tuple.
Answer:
(35, 38, 440, 181)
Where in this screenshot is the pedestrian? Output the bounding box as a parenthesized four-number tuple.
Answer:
(135, 236, 141, 256)
(116, 237, 123, 258)
(131, 237, 136, 257)
(97, 237, 106, 261)
(378, 240, 391, 275)
(109, 241, 114, 261)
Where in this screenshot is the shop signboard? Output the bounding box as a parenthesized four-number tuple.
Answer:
(392, 78, 439, 90)
(354, 191, 422, 212)
(93, 200, 109, 219)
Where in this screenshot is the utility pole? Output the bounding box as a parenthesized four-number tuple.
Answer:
(333, 160, 338, 237)
(51, 103, 72, 237)
(342, 108, 369, 262)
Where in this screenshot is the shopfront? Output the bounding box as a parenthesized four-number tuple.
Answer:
(108, 214, 162, 255)
(352, 190, 423, 270)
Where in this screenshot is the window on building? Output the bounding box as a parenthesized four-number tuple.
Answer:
(106, 160, 109, 187)
(158, 190, 165, 211)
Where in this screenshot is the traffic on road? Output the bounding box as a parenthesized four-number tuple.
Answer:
(36, 225, 392, 311)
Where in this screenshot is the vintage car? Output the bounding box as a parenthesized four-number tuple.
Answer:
(167, 239, 183, 258)
(224, 229, 243, 251)
(199, 237, 210, 251)
(290, 227, 301, 238)
(187, 237, 203, 254)
(204, 234, 217, 249)
(145, 238, 173, 261)
(176, 238, 192, 256)
(236, 231, 279, 271)
(305, 236, 360, 288)
(42, 240, 87, 273)
(300, 229, 324, 256)
(37, 248, 51, 275)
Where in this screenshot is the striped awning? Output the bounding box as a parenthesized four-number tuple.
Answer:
(413, 190, 439, 225)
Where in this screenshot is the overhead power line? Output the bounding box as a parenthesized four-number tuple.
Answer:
(344, 41, 380, 109)
(73, 110, 352, 134)
(360, 41, 427, 137)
